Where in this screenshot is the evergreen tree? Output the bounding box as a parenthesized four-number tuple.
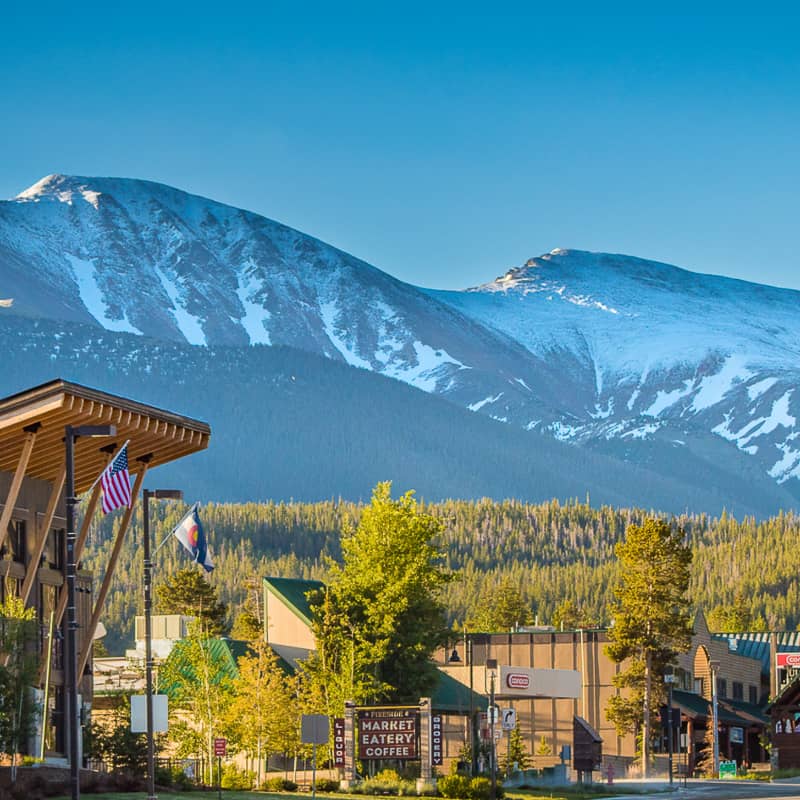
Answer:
(157, 568, 228, 635)
(500, 723, 530, 774)
(707, 593, 767, 632)
(605, 518, 693, 778)
(468, 577, 532, 632)
(535, 734, 552, 757)
(551, 599, 599, 630)
(306, 482, 452, 708)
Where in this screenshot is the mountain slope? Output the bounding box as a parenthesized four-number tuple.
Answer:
(429, 249, 800, 494)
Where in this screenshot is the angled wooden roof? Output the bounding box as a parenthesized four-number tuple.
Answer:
(0, 379, 210, 492)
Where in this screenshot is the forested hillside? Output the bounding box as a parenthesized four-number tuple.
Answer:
(80, 496, 800, 654)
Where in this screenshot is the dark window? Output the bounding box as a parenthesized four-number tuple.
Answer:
(46, 528, 65, 570)
(4, 519, 26, 564)
(717, 678, 727, 698)
(733, 681, 744, 700)
(749, 685, 758, 704)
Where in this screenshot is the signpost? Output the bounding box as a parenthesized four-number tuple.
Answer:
(302, 714, 329, 800)
(213, 739, 226, 800)
(501, 708, 516, 731)
(719, 760, 737, 779)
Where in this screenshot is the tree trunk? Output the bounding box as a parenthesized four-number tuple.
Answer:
(643, 650, 651, 779)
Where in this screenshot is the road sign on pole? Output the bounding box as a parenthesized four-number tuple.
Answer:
(501, 708, 516, 731)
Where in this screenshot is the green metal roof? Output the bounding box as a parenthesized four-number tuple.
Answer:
(673, 689, 767, 727)
(673, 689, 710, 718)
(714, 632, 800, 676)
(431, 670, 488, 714)
(264, 576, 324, 625)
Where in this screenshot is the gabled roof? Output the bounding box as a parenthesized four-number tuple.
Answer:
(431, 669, 488, 714)
(264, 577, 324, 626)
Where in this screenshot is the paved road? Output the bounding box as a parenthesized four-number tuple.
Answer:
(605, 780, 800, 800)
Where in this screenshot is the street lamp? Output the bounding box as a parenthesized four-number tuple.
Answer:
(709, 660, 720, 777)
(664, 672, 677, 787)
(486, 658, 498, 800)
(142, 488, 183, 800)
(64, 424, 116, 800)
(448, 633, 475, 775)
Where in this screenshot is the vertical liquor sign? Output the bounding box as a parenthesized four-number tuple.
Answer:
(431, 714, 443, 767)
(333, 717, 346, 767)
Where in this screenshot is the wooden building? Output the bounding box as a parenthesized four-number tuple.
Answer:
(0, 379, 209, 761)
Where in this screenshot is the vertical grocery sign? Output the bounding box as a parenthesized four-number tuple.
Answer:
(431, 714, 443, 767)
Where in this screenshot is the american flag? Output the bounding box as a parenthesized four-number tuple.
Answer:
(100, 444, 132, 514)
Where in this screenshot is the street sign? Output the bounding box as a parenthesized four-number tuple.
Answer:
(501, 708, 516, 731)
(730, 727, 744, 744)
(302, 714, 330, 745)
(777, 653, 800, 668)
(487, 705, 500, 724)
(214, 738, 227, 757)
(130, 694, 168, 733)
(719, 760, 736, 779)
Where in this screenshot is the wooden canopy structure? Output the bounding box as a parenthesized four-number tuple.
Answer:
(0, 378, 210, 493)
(0, 378, 211, 685)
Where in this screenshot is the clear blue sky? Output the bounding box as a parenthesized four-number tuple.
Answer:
(2, 4, 798, 290)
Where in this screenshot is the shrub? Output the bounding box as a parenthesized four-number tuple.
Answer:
(221, 763, 255, 790)
(467, 777, 492, 800)
(261, 776, 299, 792)
(437, 774, 470, 798)
(315, 777, 340, 792)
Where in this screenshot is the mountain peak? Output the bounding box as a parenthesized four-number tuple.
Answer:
(15, 174, 102, 208)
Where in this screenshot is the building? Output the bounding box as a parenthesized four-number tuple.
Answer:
(0, 379, 209, 762)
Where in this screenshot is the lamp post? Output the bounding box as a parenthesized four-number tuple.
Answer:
(486, 658, 498, 800)
(64, 424, 116, 800)
(448, 632, 475, 775)
(664, 673, 677, 787)
(142, 488, 183, 800)
(709, 660, 720, 777)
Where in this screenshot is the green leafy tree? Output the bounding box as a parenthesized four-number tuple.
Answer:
(86, 695, 148, 772)
(157, 568, 228, 635)
(225, 640, 297, 786)
(605, 518, 693, 778)
(305, 482, 452, 711)
(468, 577, 532, 632)
(159, 622, 236, 784)
(0, 592, 39, 765)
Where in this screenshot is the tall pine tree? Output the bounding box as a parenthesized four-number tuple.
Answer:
(605, 518, 693, 778)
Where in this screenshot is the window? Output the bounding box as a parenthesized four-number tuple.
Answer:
(717, 678, 727, 698)
(4, 519, 26, 564)
(733, 682, 744, 700)
(45, 528, 64, 570)
(749, 685, 759, 705)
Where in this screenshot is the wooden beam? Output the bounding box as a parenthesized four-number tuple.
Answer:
(53, 475, 106, 628)
(20, 461, 66, 606)
(0, 426, 39, 552)
(78, 465, 148, 677)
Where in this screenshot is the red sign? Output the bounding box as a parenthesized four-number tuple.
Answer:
(214, 738, 227, 757)
(506, 673, 530, 690)
(333, 718, 346, 768)
(777, 653, 800, 668)
(357, 709, 419, 760)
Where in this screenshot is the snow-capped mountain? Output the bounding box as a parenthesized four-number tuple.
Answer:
(430, 249, 800, 489)
(0, 174, 568, 420)
(2, 175, 799, 509)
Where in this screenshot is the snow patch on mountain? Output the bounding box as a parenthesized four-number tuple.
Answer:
(469, 393, 504, 412)
(691, 354, 753, 412)
(154, 266, 206, 345)
(66, 254, 141, 335)
(236, 267, 271, 345)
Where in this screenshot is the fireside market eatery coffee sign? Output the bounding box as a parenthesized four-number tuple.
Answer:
(357, 708, 419, 760)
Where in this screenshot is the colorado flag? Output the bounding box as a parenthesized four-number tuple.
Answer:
(172, 504, 214, 572)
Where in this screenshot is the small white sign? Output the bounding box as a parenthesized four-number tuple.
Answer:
(487, 705, 500, 724)
(501, 708, 516, 731)
(131, 694, 168, 733)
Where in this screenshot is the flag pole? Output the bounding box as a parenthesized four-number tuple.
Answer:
(153, 502, 198, 556)
(79, 439, 130, 498)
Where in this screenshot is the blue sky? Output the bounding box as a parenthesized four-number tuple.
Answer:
(2, 4, 798, 290)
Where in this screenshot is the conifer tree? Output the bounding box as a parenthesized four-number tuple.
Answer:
(605, 518, 693, 778)
(501, 723, 531, 774)
(157, 567, 228, 635)
(468, 577, 532, 632)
